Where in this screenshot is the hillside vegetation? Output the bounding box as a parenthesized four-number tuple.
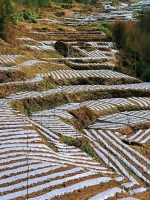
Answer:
(110, 11, 150, 81)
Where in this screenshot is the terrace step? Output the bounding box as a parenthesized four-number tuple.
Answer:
(84, 129, 150, 185)
(6, 83, 150, 100)
(41, 69, 134, 80)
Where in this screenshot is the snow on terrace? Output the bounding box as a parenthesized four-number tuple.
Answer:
(71, 41, 115, 53)
(128, 97, 150, 108)
(28, 177, 114, 200)
(89, 110, 150, 130)
(58, 83, 150, 94)
(0, 66, 19, 71)
(0, 58, 54, 86)
(55, 98, 136, 112)
(20, 59, 47, 67)
(83, 129, 140, 187)
(87, 41, 114, 48)
(18, 37, 56, 51)
(68, 60, 114, 68)
(6, 83, 150, 100)
(2, 97, 142, 138)
(29, 100, 150, 182)
(0, 102, 101, 170)
(1, 75, 43, 86)
(40, 69, 135, 81)
(29, 97, 141, 137)
(66, 41, 114, 48)
(83, 129, 150, 188)
(31, 31, 102, 35)
(25, 44, 55, 51)
(0, 55, 22, 64)
(0, 101, 121, 199)
(27, 119, 110, 172)
(31, 114, 81, 138)
(79, 97, 136, 112)
(2, 67, 137, 89)
(96, 130, 150, 181)
(75, 47, 113, 60)
(0, 58, 47, 72)
(79, 97, 150, 114)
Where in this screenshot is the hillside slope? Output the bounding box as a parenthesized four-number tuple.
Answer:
(0, 8, 150, 200)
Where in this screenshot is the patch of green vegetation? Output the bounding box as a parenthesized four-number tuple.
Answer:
(61, 135, 98, 160)
(143, 145, 150, 151)
(14, 0, 49, 8)
(86, 59, 98, 63)
(58, 26, 66, 31)
(39, 132, 57, 151)
(89, 22, 112, 37)
(59, 3, 74, 9)
(129, 0, 139, 3)
(38, 26, 51, 31)
(12, 9, 38, 24)
(49, 1, 61, 8)
(43, 51, 63, 58)
(61, 135, 81, 147)
(80, 141, 98, 160)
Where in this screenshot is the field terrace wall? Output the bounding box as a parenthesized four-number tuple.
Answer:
(6, 83, 150, 102)
(27, 31, 106, 41)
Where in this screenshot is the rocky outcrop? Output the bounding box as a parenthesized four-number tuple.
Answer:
(55, 41, 72, 57)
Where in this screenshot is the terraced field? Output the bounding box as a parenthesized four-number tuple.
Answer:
(0, 29, 150, 200)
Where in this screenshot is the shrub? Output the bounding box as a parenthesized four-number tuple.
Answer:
(12, 9, 38, 23)
(61, 135, 81, 147)
(81, 142, 98, 160)
(62, 135, 98, 160)
(40, 26, 51, 31)
(14, 0, 49, 8)
(58, 27, 66, 31)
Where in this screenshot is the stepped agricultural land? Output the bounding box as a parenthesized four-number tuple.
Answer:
(0, 3, 150, 200)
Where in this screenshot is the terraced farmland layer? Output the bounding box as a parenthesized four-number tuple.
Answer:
(0, 101, 128, 200)
(7, 83, 150, 102)
(0, 29, 150, 200)
(0, 55, 22, 64)
(41, 69, 136, 81)
(89, 110, 150, 131)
